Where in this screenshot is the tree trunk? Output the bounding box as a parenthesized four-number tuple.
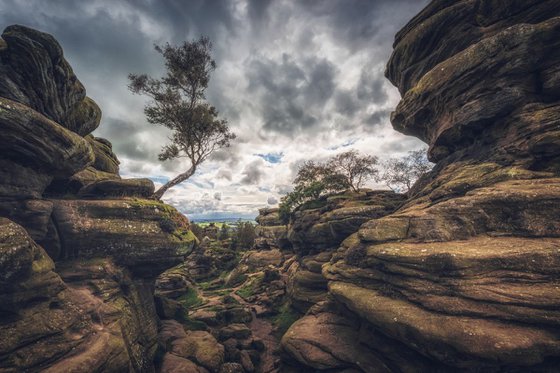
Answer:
(152, 165, 196, 200)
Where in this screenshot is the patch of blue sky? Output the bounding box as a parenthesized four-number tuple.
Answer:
(255, 152, 284, 163)
(328, 138, 358, 151)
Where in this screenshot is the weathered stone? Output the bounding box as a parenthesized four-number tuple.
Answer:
(0, 219, 158, 372)
(45, 166, 120, 196)
(86, 135, 120, 174)
(78, 177, 155, 198)
(0, 25, 100, 135)
(50, 198, 196, 274)
(288, 190, 405, 255)
(0, 97, 94, 177)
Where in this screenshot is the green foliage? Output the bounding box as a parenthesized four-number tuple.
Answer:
(218, 223, 229, 240)
(177, 287, 203, 309)
(190, 223, 204, 240)
(235, 274, 263, 299)
(230, 221, 256, 250)
(279, 150, 378, 223)
(271, 303, 301, 337)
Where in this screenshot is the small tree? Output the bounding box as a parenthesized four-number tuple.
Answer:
(218, 223, 229, 240)
(129, 37, 235, 199)
(380, 149, 433, 194)
(279, 150, 378, 223)
(327, 150, 379, 192)
(231, 221, 255, 250)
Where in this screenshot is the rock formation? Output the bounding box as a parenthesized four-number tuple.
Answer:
(0, 25, 197, 372)
(254, 208, 290, 251)
(282, 1, 560, 371)
(284, 190, 404, 312)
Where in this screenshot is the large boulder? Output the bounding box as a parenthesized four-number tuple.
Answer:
(50, 198, 197, 276)
(0, 25, 100, 136)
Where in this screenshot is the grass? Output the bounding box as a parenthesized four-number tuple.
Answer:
(176, 288, 203, 309)
(177, 314, 208, 331)
(235, 273, 264, 299)
(271, 303, 301, 336)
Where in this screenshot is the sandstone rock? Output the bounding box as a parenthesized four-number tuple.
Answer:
(282, 301, 402, 372)
(254, 208, 290, 250)
(50, 198, 196, 274)
(0, 219, 159, 372)
(244, 249, 284, 268)
(0, 25, 100, 136)
(159, 320, 224, 372)
(0, 199, 53, 242)
(218, 362, 244, 373)
(288, 190, 405, 255)
(219, 324, 252, 341)
(160, 353, 209, 373)
(0, 97, 93, 178)
(86, 135, 120, 174)
(45, 166, 120, 196)
(285, 2, 560, 371)
(286, 252, 332, 313)
(78, 177, 155, 198)
(0, 159, 52, 199)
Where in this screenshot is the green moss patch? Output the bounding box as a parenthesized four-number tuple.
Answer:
(177, 287, 203, 309)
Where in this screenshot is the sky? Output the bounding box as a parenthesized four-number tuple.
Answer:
(0, 0, 429, 220)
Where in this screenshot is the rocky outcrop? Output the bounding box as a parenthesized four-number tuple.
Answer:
(288, 190, 405, 255)
(283, 1, 560, 371)
(283, 191, 404, 313)
(254, 208, 290, 251)
(0, 24, 197, 372)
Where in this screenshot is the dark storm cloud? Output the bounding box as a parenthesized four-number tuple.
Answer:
(241, 159, 265, 185)
(366, 110, 392, 127)
(246, 54, 337, 136)
(99, 118, 158, 160)
(298, 0, 425, 51)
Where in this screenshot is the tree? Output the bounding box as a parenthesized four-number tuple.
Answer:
(218, 223, 229, 240)
(230, 221, 255, 250)
(327, 150, 379, 192)
(279, 150, 378, 223)
(380, 149, 433, 194)
(129, 37, 235, 199)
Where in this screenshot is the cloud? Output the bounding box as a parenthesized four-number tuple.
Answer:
(240, 159, 265, 185)
(214, 192, 222, 201)
(267, 196, 278, 205)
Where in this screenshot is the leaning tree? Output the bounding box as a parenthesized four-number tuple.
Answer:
(129, 37, 235, 199)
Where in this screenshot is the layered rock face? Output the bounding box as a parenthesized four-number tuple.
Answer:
(0, 25, 196, 372)
(283, 1, 560, 371)
(284, 191, 405, 312)
(254, 208, 290, 251)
